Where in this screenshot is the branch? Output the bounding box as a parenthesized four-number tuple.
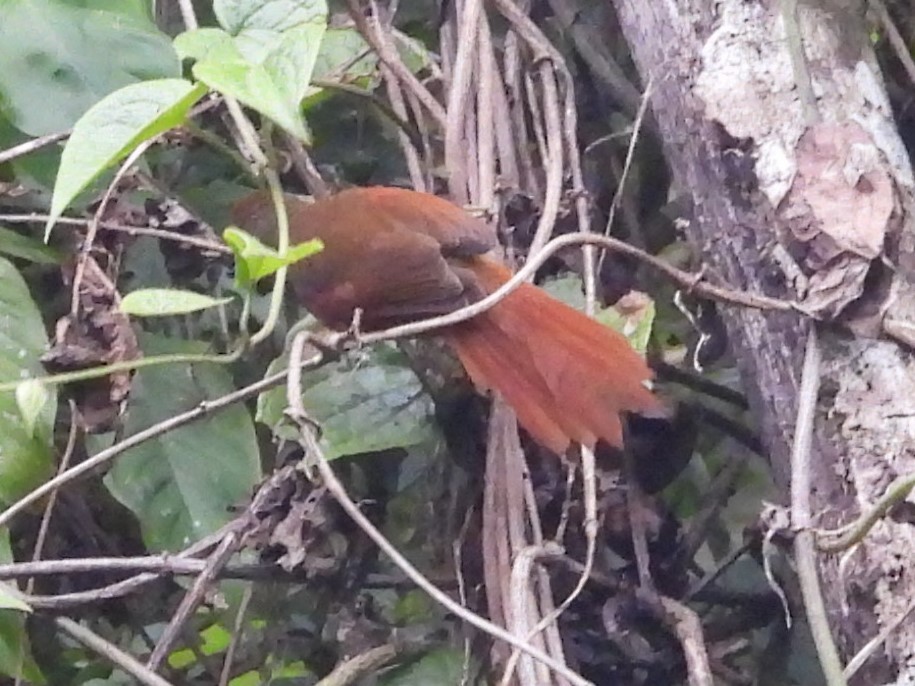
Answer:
(55, 616, 174, 686)
(0, 130, 70, 165)
(791, 326, 846, 686)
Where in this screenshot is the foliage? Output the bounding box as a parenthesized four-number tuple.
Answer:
(223, 226, 324, 288)
(0, 257, 55, 506)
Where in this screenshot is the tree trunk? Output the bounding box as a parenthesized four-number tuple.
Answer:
(610, 0, 915, 682)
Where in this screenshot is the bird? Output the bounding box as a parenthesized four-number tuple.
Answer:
(231, 186, 663, 455)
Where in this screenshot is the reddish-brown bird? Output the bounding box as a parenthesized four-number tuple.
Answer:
(232, 186, 662, 454)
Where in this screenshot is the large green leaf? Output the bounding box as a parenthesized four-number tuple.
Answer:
(47, 78, 207, 235)
(379, 648, 466, 686)
(0, 0, 179, 137)
(103, 334, 261, 551)
(0, 258, 55, 505)
(258, 344, 436, 460)
(0, 532, 44, 684)
(176, 0, 328, 141)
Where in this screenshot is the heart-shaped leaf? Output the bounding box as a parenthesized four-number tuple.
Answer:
(176, 0, 328, 141)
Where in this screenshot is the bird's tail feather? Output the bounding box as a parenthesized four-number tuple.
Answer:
(443, 259, 662, 454)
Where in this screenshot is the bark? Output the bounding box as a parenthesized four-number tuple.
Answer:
(609, 0, 915, 682)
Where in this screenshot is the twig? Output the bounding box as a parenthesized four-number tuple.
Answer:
(0, 214, 230, 254)
(475, 15, 497, 211)
(0, 130, 70, 165)
(652, 595, 714, 686)
(12, 526, 237, 610)
(525, 65, 564, 260)
(146, 531, 241, 672)
(176, 0, 198, 30)
(502, 542, 565, 686)
(626, 457, 655, 591)
(844, 595, 915, 679)
(247, 166, 291, 346)
(501, 458, 597, 686)
(600, 78, 653, 270)
(286, 331, 593, 686)
(283, 134, 331, 199)
(382, 66, 427, 190)
(55, 616, 174, 686)
(218, 584, 252, 686)
(68, 139, 154, 314)
(454, 505, 475, 686)
(0, 346, 243, 394)
(345, 0, 446, 127)
(443, 0, 482, 203)
(315, 644, 400, 686)
(816, 472, 915, 553)
(522, 467, 571, 686)
(791, 326, 846, 686)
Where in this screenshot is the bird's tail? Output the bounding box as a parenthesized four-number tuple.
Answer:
(442, 259, 663, 454)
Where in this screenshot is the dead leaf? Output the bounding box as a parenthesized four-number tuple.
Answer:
(787, 121, 893, 263)
(242, 466, 349, 576)
(779, 121, 897, 319)
(43, 255, 140, 432)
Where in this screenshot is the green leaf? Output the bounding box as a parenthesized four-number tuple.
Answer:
(14, 379, 48, 438)
(0, 610, 44, 683)
(200, 623, 232, 656)
(215, 0, 327, 41)
(0, 585, 30, 614)
(379, 648, 466, 686)
(167, 649, 197, 670)
(223, 226, 323, 288)
(173, 27, 235, 63)
(190, 28, 322, 141)
(0, 227, 63, 264)
(0, 257, 55, 505)
(121, 288, 233, 317)
(179, 0, 329, 140)
(312, 27, 377, 82)
(257, 344, 437, 460)
(103, 333, 261, 551)
(228, 671, 260, 686)
(0, 0, 179, 137)
(0, 532, 43, 683)
(47, 78, 207, 237)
